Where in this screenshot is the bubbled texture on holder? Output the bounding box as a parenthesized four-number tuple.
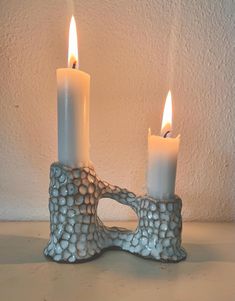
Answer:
(44, 162, 186, 263)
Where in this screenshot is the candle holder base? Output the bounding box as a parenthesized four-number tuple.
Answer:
(44, 162, 187, 263)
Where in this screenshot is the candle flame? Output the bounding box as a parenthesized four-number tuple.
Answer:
(68, 16, 79, 68)
(161, 91, 172, 137)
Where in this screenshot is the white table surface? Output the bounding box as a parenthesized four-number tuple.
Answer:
(0, 222, 234, 301)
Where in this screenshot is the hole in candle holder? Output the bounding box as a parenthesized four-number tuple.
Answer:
(97, 198, 138, 231)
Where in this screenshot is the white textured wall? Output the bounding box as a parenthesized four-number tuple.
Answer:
(0, 0, 234, 221)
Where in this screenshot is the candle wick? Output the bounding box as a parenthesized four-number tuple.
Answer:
(72, 61, 77, 69)
(163, 131, 171, 138)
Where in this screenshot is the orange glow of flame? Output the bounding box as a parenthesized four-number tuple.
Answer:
(161, 91, 172, 137)
(68, 16, 79, 68)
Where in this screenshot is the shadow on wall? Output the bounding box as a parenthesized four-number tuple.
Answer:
(181, 149, 235, 221)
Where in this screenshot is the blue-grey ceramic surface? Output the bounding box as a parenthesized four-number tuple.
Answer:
(44, 162, 186, 263)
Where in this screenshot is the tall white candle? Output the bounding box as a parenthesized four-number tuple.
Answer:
(57, 16, 90, 168)
(147, 91, 180, 199)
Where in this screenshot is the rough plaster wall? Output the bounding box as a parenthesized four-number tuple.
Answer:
(0, 0, 234, 221)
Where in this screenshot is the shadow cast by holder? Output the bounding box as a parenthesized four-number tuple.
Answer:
(0, 235, 47, 264)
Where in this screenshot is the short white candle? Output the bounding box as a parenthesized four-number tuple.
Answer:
(147, 91, 180, 199)
(57, 16, 90, 168)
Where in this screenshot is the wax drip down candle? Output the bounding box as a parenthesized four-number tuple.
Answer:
(57, 16, 90, 168)
(147, 91, 180, 199)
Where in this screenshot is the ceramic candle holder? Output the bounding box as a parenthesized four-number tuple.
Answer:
(44, 162, 187, 263)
